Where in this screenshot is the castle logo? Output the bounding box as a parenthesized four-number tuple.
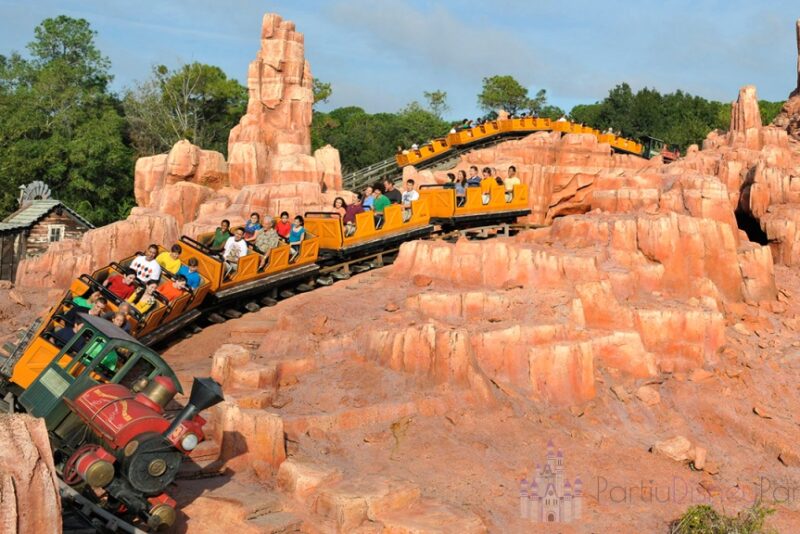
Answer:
(519, 440, 583, 523)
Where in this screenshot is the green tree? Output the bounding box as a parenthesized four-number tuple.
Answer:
(123, 62, 247, 156)
(564, 83, 769, 153)
(423, 89, 448, 119)
(312, 78, 332, 105)
(477, 75, 530, 115)
(0, 16, 134, 225)
(569, 103, 602, 125)
(758, 100, 784, 124)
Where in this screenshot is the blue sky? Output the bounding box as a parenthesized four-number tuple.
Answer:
(1, 0, 798, 119)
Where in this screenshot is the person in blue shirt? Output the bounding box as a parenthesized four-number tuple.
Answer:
(243, 212, 262, 243)
(362, 185, 374, 211)
(467, 165, 482, 187)
(288, 216, 306, 262)
(177, 257, 202, 289)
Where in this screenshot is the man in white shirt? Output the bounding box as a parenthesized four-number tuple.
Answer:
(223, 227, 249, 278)
(130, 244, 162, 283)
(401, 179, 420, 222)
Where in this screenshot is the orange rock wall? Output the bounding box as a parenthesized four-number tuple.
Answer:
(0, 414, 61, 534)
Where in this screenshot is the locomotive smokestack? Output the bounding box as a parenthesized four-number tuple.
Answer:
(163, 377, 224, 437)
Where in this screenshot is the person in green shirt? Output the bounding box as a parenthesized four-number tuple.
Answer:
(371, 185, 391, 229)
(207, 219, 231, 250)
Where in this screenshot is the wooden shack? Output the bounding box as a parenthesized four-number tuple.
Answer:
(0, 199, 94, 281)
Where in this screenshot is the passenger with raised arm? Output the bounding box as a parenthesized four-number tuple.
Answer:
(208, 219, 231, 250)
(223, 227, 249, 277)
(343, 193, 365, 237)
(467, 165, 482, 187)
(156, 244, 183, 275)
(128, 280, 159, 314)
(54, 320, 84, 348)
(383, 178, 402, 205)
(332, 197, 347, 217)
(256, 218, 282, 270)
(103, 268, 138, 300)
(131, 244, 162, 283)
(243, 212, 262, 243)
(494, 168, 505, 187)
(177, 257, 201, 289)
(276, 212, 291, 240)
(401, 179, 419, 222)
(371, 184, 391, 229)
(288, 216, 306, 262)
(505, 165, 521, 201)
(157, 274, 188, 302)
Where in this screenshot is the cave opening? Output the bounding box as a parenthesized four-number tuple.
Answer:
(735, 209, 769, 245)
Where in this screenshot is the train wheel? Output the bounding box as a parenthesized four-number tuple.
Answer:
(222, 309, 243, 319)
(331, 270, 350, 281)
(207, 313, 226, 324)
(316, 276, 334, 286)
(296, 282, 314, 293)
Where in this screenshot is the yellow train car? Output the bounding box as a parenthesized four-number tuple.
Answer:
(394, 118, 649, 169)
(177, 234, 320, 302)
(418, 184, 531, 228)
(304, 198, 434, 260)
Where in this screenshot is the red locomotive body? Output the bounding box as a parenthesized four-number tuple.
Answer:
(60, 375, 223, 530)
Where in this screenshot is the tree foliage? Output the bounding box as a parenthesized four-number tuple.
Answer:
(123, 62, 246, 156)
(478, 75, 531, 115)
(0, 15, 134, 225)
(312, 78, 332, 105)
(568, 82, 784, 152)
(423, 89, 448, 119)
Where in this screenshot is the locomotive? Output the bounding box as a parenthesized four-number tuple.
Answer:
(0, 313, 223, 530)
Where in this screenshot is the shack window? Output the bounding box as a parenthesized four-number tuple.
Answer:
(48, 225, 65, 242)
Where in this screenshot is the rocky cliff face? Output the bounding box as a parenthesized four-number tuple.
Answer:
(0, 415, 61, 534)
(15, 13, 345, 287)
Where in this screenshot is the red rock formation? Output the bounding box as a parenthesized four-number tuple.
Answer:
(730, 85, 762, 132)
(0, 414, 61, 534)
(773, 19, 800, 140)
(227, 13, 314, 188)
(15, 210, 179, 288)
(796, 18, 800, 95)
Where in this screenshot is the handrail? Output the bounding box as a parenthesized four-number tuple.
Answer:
(77, 274, 144, 323)
(180, 235, 223, 262)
